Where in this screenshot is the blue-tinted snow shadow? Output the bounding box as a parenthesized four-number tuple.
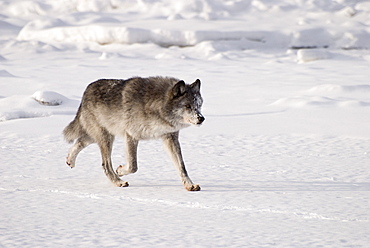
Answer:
(206, 110, 286, 118)
(202, 180, 370, 192)
(116, 180, 370, 192)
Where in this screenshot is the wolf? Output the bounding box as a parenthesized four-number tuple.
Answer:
(63, 76, 204, 191)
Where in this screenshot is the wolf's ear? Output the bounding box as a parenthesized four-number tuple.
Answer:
(190, 79, 201, 92)
(172, 80, 186, 98)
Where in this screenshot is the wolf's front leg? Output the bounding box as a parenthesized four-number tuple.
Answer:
(116, 133, 139, 177)
(162, 132, 200, 191)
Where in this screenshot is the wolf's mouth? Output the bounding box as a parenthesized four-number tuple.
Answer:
(187, 115, 205, 126)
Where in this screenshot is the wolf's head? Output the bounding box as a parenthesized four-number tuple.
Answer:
(168, 79, 205, 127)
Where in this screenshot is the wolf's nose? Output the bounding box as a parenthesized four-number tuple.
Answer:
(197, 115, 205, 124)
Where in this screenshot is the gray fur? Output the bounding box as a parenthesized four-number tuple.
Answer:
(63, 76, 204, 191)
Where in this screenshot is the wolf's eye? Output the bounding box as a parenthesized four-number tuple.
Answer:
(185, 104, 191, 109)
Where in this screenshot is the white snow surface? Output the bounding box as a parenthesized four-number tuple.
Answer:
(1, 0, 370, 247)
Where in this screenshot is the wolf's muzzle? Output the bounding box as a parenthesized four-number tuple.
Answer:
(197, 114, 205, 125)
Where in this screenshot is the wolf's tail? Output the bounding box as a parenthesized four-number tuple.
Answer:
(63, 118, 84, 143)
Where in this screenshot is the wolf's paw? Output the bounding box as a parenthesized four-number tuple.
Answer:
(186, 184, 201, 191)
(66, 156, 75, 168)
(116, 164, 137, 177)
(115, 180, 129, 187)
(116, 165, 128, 177)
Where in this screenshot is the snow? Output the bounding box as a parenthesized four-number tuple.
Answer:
(1, 0, 370, 247)
(32, 91, 67, 106)
(296, 49, 332, 63)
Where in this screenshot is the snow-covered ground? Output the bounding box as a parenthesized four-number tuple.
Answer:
(1, 0, 370, 247)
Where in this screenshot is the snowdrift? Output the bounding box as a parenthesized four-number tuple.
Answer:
(0, 91, 78, 121)
(8, 0, 370, 50)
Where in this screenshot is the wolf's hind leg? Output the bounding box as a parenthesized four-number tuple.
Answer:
(116, 132, 139, 177)
(66, 134, 94, 168)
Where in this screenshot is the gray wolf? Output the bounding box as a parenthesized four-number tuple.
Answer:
(63, 76, 204, 191)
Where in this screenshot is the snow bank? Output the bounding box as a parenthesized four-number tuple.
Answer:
(10, 0, 370, 50)
(0, 92, 78, 121)
(17, 19, 370, 50)
(297, 49, 331, 63)
(32, 91, 68, 106)
(17, 25, 287, 48)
